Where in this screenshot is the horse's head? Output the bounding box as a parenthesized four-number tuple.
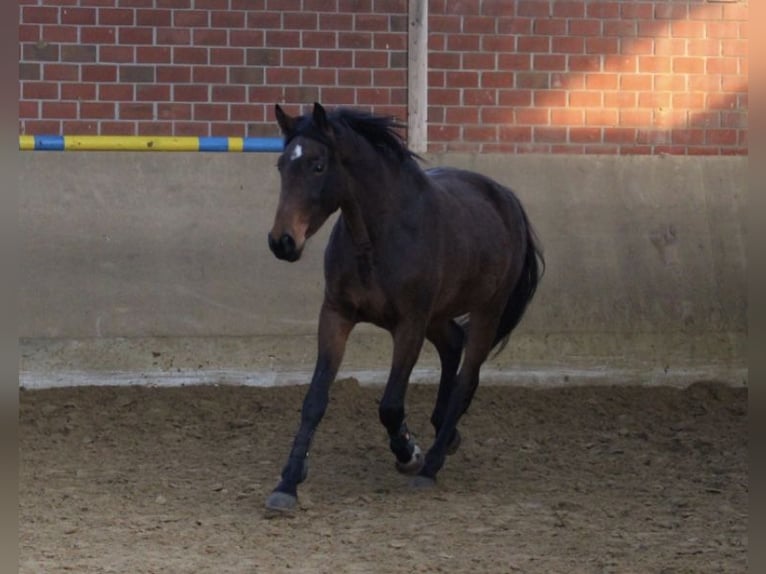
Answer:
(268, 102, 342, 262)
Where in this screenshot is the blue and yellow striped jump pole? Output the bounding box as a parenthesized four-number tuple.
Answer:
(19, 135, 284, 152)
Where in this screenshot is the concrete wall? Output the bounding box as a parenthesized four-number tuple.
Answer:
(19, 153, 747, 388)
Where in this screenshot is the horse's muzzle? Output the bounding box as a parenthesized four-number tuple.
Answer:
(268, 232, 301, 262)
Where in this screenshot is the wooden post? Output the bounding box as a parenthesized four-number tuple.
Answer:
(407, 0, 428, 153)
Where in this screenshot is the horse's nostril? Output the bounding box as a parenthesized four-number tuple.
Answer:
(280, 234, 295, 252)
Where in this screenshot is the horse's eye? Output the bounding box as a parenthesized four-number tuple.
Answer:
(314, 163, 325, 173)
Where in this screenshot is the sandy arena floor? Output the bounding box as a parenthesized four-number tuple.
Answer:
(19, 379, 747, 573)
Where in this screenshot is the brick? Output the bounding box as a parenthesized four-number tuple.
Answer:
(517, 36, 549, 53)
(266, 67, 301, 84)
(706, 22, 739, 39)
(429, 89, 460, 105)
(20, 63, 41, 81)
(639, 56, 671, 74)
(138, 121, 171, 135)
(672, 92, 705, 110)
(373, 69, 406, 87)
(23, 7, 59, 24)
(23, 120, 62, 135)
(193, 66, 226, 83)
(497, 17, 532, 35)
(515, 108, 549, 125)
(621, 2, 652, 19)
(174, 10, 209, 27)
(318, 51, 353, 68)
(604, 20, 636, 38)
(585, 109, 618, 126)
(174, 122, 209, 136)
(482, 35, 515, 52)
(137, 47, 171, 64)
(173, 85, 209, 102)
(430, 52, 460, 70)
(722, 40, 747, 57)
(99, 8, 134, 26)
(481, 71, 513, 88)
(706, 93, 738, 110)
(82, 64, 117, 82)
(304, 31, 338, 49)
(517, 1, 550, 17)
(448, 107, 480, 124)
(446, 71, 479, 88)
(552, 37, 584, 54)
(464, 53, 497, 70)
(671, 20, 705, 38)
(620, 110, 652, 127)
(604, 128, 636, 144)
(246, 11, 281, 29)
(464, 126, 497, 142)
(61, 83, 95, 101)
(568, 19, 601, 37)
(534, 90, 567, 107)
(284, 11, 317, 30)
(119, 103, 153, 120)
(211, 10, 245, 28)
(137, 9, 172, 27)
(553, 1, 584, 18)
(585, 73, 618, 90)
(158, 103, 192, 120)
(266, 30, 301, 48)
(673, 57, 704, 74)
(61, 7, 95, 24)
(136, 84, 171, 101)
(671, 129, 705, 145)
(119, 28, 153, 45)
(120, 65, 155, 83)
(211, 48, 245, 66)
(499, 90, 532, 107)
(23, 43, 59, 62)
(494, 53, 527, 72)
(338, 32, 370, 49)
(156, 29, 191, 45)
(621, 38, 653, 55)
(62, 120, 99, 134)
(533, 54, 566, 71)
(80, 102, 116, 119)
(193, 103, 228, 121)
(302, 68, 336, 85)
(688, 74, 721, 92)
(655, 2, 687, 20)
(213, 86, 246, 102)
(480, 0, 514, 17)
(19, 101, 38, 118)
(568, 55, 600, 72)
(230, 104, 264, 122)
(230, 67, 264, 85)
(23, 81, 59, 100)
(99, 84, 134, 101)
(174, 47, 208, 65)
(689, 112, 720, 129)
(551, 108, 583, 126)
(194, 29, 227, 46)
(42, 101, 78, 119)
(603, 55, 635, 73)
(722, 75, 746, 93)
(100, 46, 135, 63)
(569, 91, 601, 107)
(463, 16, 497, 34)
(604, 91, 636, 108)
(534, 126, 567, 143)
(283, 86, 321, 103)
(653, 39, 686, 56)
(247, 48, 280, 67)
(43, 63, 79, 81)
(570, 127, 601, 143)
(586, 37, 618, 55)
(638, 92, 670, 109)
(533, 19, 566, 36)
(81, 27, 117, 44)
(41, 25, 78, 43)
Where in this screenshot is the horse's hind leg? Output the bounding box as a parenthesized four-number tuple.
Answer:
(426, 319, 465, 454)
(379, 323, 427, 474)
(416, 312, 500, 485)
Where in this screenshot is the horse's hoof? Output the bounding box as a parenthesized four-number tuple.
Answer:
(409, 475, 436, 489)
(395, 444, 424, 475)
(264, 491, 297, 516)
(446, 429, 462, 455)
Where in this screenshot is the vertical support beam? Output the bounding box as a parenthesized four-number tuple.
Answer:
(407, 0, 428, 153)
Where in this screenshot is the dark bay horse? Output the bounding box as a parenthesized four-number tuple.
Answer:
(265, 102, 544, 512)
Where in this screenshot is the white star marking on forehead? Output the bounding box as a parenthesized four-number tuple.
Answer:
(290, 144, 303, 161)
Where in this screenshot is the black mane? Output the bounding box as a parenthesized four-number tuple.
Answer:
(286, 107, 421, 163)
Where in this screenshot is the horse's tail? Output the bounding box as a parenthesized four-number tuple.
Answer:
(492, 199, 545, 354)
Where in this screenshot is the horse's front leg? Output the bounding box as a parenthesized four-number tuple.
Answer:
(379, 323, 427, 474)
(265, 304, 354, 513)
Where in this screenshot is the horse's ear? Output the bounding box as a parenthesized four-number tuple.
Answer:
(275, 104, 295, 135)
(312, 102, 331, 136)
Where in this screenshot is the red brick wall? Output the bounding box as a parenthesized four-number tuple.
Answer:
(19, 0, 748, 155)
